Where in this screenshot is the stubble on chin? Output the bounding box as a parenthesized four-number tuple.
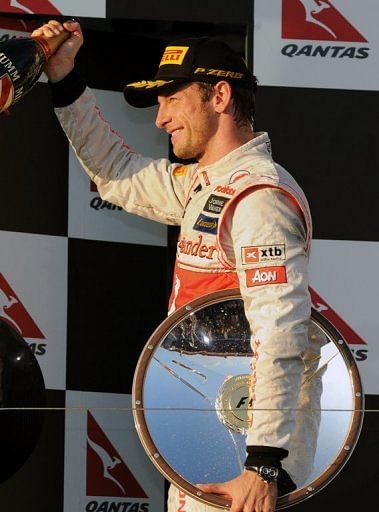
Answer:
(172, 143, 199, 162)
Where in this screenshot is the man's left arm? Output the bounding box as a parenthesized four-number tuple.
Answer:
(198, 186, 311, 511)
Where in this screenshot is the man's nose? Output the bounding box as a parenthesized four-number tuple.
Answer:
(155, 104, 170, 129)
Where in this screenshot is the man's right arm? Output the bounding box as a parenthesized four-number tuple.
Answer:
(55, 86, 187, 224)
(32, 21, 189, 225)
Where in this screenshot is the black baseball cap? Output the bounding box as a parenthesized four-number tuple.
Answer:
(123, 37, 257, 108)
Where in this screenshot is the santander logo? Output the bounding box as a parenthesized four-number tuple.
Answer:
(282, 0, 368, 42)
(0, 0, 61, 14)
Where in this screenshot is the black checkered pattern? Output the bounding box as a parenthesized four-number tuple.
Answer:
(0, 9, 377, 512)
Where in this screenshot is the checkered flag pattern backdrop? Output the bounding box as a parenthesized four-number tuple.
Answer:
(0, 2, 378, 511)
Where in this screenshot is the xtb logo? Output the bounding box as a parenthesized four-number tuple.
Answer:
(282, 0, 368, 42)
(0, 0, 61, 14)
(242, 244, 286, 264)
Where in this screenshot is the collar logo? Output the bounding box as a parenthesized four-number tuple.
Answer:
(159, 46, 189, 66)
(173, 165, 188, 177)
(0, 273, 44, 339)
(282, 0, 368, 43)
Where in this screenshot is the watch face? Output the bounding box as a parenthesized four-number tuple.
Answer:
(260, 466, 279, 482)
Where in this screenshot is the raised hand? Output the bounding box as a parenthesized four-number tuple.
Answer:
(31, 19, 83, 82)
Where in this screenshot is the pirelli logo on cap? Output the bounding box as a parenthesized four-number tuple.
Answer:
(160, 46, 189, 66)
(245, 266, 287, 287)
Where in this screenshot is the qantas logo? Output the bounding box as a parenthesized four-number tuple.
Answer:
(89, 180, 122, 212)
(0, 0, 61, 14)
(87, 412, 148, 499)
(310, 287, 366, 345)
(282, 0, 367, 42)
(281, 0, 370, 60)
(0, 273, 44, 339)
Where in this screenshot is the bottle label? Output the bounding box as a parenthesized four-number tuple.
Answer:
(0, 72, 14, 111)
(0, 38, 47, 112)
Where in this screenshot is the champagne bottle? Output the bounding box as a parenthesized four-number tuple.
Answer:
(0, 29, 70, 112)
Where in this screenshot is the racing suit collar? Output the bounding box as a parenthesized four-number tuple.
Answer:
(196, 132, 272, 186)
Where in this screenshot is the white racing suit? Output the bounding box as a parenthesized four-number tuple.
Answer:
(55, 88, 323, 511)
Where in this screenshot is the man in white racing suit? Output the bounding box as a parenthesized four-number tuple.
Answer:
(33, 20, 323, 512)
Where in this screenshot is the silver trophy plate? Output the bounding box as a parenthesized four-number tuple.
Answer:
(132, 289, 364, 509)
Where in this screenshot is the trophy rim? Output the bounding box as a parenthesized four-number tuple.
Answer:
(132, 288, 364, 509)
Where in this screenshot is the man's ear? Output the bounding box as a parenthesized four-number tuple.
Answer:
(212, 81, 233, 114)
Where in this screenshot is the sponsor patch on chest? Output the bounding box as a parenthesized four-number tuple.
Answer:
(193, 213, 218, 234)
(203, 194, 230, 214)
(178, 234, 218, 260)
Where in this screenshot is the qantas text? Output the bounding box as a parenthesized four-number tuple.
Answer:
(86, 501, 149, 512)
(282, 44, 369, 59)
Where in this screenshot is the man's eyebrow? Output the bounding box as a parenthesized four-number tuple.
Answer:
(159, 83, 192, 98)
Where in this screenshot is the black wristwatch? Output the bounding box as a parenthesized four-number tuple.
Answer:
(245, 465, 280, 484)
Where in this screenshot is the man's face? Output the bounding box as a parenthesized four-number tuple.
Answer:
(156, 83, 218, 163)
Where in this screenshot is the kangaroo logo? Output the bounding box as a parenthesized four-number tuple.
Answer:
(282, 0, 368, 43)
(310, 287, 366, 345)
(87, 437, 127, 495)
(298, 0, 336, 38)
(0, 273, 45, 339)
(87, 411, 148, 498)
